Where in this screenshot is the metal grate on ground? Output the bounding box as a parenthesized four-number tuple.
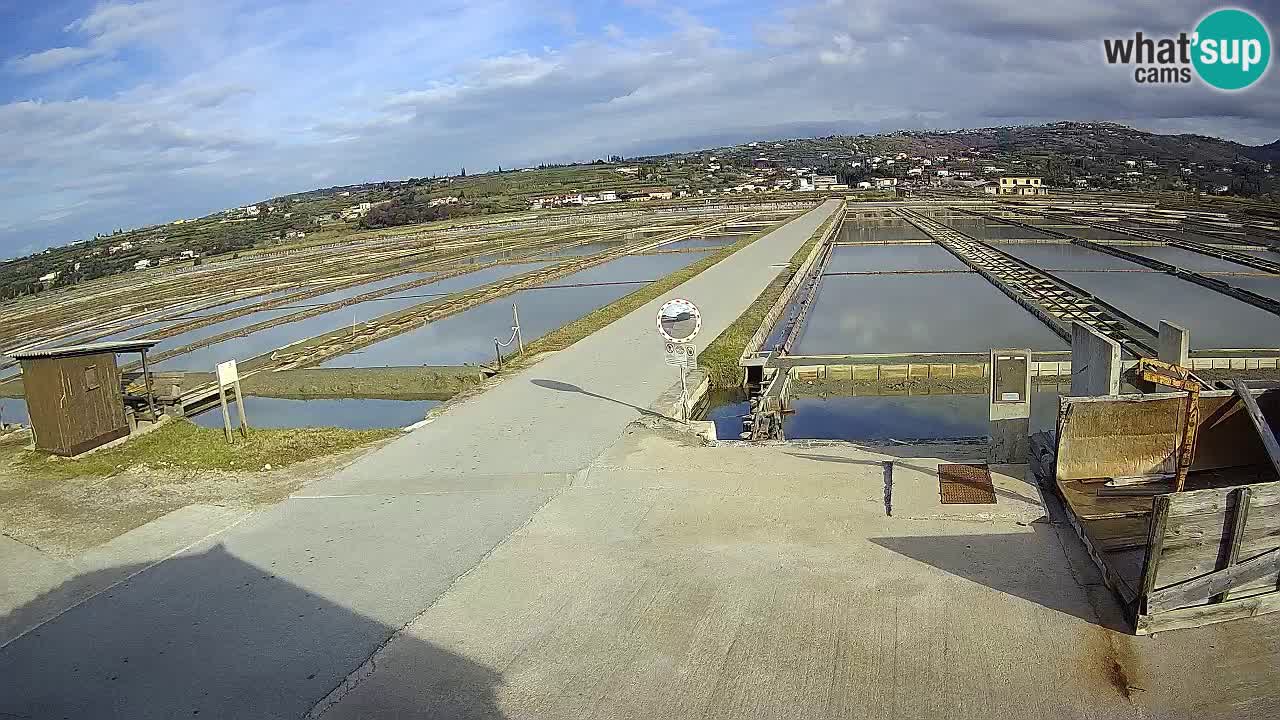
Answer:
(938, 463, 997, 504)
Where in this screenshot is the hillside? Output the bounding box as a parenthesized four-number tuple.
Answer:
(3, 121, 1277, 305)
(643, 121, 1278, 197)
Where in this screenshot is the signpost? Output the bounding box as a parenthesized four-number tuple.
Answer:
(215, 359, 249, 443)
(657, 298, 701, 422)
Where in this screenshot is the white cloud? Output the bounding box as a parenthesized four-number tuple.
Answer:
(1, 0, 1277, 257)
(6, 46, 101, 75)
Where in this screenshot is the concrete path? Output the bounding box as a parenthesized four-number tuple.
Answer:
(0, 200, 841, 720)
(318, 428, 1280, 720)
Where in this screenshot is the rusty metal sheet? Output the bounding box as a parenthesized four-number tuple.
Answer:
(939, 463, 996, 504)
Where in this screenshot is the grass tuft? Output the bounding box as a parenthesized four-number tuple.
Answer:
(13, 420, 395, 480)
(697, 213, 837, 389)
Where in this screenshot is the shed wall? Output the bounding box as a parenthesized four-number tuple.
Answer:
(20, 352, 128, 456)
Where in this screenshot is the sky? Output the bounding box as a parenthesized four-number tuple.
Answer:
(1, 0, 1277, 258)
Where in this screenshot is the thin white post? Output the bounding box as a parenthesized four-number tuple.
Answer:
(218, 384, 233, 444)
(679, 365, 689, 423)
(233, 377, 249, 438)
(513, 303, 524, 354)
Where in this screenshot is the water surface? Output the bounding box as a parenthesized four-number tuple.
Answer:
(1118, 245, 1265, 273)
(0, 396, 27, 425)
(1057, 271, 1280, 349)
(793, 273, 1067, 355)
(323, 251, 711, 367)
(993, 243, 1144, 271)
(191, 396, 441, 430)
(825, 243, 966, 273)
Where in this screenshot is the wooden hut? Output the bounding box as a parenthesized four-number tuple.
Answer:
(8, 340, 159, 456)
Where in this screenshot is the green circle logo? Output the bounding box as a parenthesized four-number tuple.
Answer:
(1193, 8, 1271, 90)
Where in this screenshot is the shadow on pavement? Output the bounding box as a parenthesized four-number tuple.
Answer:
(531, 378, 662, 417)
(0, 545, 507, 719)
(869, 523, 1128, 633)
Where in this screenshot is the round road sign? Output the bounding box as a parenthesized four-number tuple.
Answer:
(657, 298, 701, 343)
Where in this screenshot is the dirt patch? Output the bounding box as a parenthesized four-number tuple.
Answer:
(1079, 625, 1144, 701)
(0, 422, 394, 557)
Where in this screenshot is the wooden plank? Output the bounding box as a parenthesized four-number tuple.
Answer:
(1214, 487, 1252, 604)
(1055, 390, 1280, 482)
(1081, 515, 1153, 552)
(1100, 548, 1144, 603)
(1057, 478, 1155, 520)
(1148, 546, 1279, 613)
(1053, 482, 1140, 607)
(1137, 585, 1280, 634)
(1138, 495, 1171, 611)
(1154, 480, 1280, 592)
(1231, 379, 1280, 479)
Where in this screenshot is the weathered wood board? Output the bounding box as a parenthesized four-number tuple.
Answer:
(1055, 389, 1280, 482)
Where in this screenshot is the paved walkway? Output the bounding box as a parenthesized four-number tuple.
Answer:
(0, 200, 841, 720)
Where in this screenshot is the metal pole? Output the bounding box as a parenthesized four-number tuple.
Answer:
(139, 350, 157, 422)
(513, 303, 523, 355)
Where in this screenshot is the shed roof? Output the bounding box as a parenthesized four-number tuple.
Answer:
(8, 340, 160, 361)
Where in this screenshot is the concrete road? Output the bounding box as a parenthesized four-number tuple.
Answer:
(0, 200, 842, 719)
(318, 428, 1280, 720)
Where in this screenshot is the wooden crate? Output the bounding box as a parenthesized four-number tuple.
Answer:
(1052, 389, 1280, 633)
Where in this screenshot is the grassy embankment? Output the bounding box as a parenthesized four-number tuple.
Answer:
(9, 420, 394, 480)
(697, 213, 837, 389)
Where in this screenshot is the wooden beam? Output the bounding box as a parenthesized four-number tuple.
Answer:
(1147, 546, 1280, 614)
(1138, 494, 1171, 615)
(1212, 487, 1251, 604)
(1230, 379, 1280, 479)
(1137, 587, 1280, 634)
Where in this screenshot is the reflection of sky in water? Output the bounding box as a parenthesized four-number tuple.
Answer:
(1056, 271, 1280, 349)
(191, 396, 441, 430)
(180, 286, 304, 319)
(0, 396, 28, 425)
(702, 390, 1061, 441)
(1118, 245, 1265, 273)
(783, 391, 1060, 441)
(534, 242, 626, 258)
(1216, 275, 1280, 304)
(156, 265, 549, 370)
(149, 272, 433, 361)
(1024, 225, 1133, 241)
(1117, 222, 1226, 244)
(324, 252, 708, 367)
(838, 222, 926, 243)
(939, 218, 1055, 240)
(794, 274, 1067, 355)
(993, 243, 1143, 271)
(825, 244, 965, 273)
(659, 236, 736, 251)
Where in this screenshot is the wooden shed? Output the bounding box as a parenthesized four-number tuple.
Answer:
(8, 340, 159, 457)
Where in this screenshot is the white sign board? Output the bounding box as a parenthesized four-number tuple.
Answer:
(664, 342, 697, 368)
(657, 298, 701, 343)
(215, 359, 239, 388)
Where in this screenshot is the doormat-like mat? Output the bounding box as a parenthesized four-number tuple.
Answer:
(939, 463, 997, 504)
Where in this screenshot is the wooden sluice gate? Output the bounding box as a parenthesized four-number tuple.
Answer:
(1040, 382, 1280, 634)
